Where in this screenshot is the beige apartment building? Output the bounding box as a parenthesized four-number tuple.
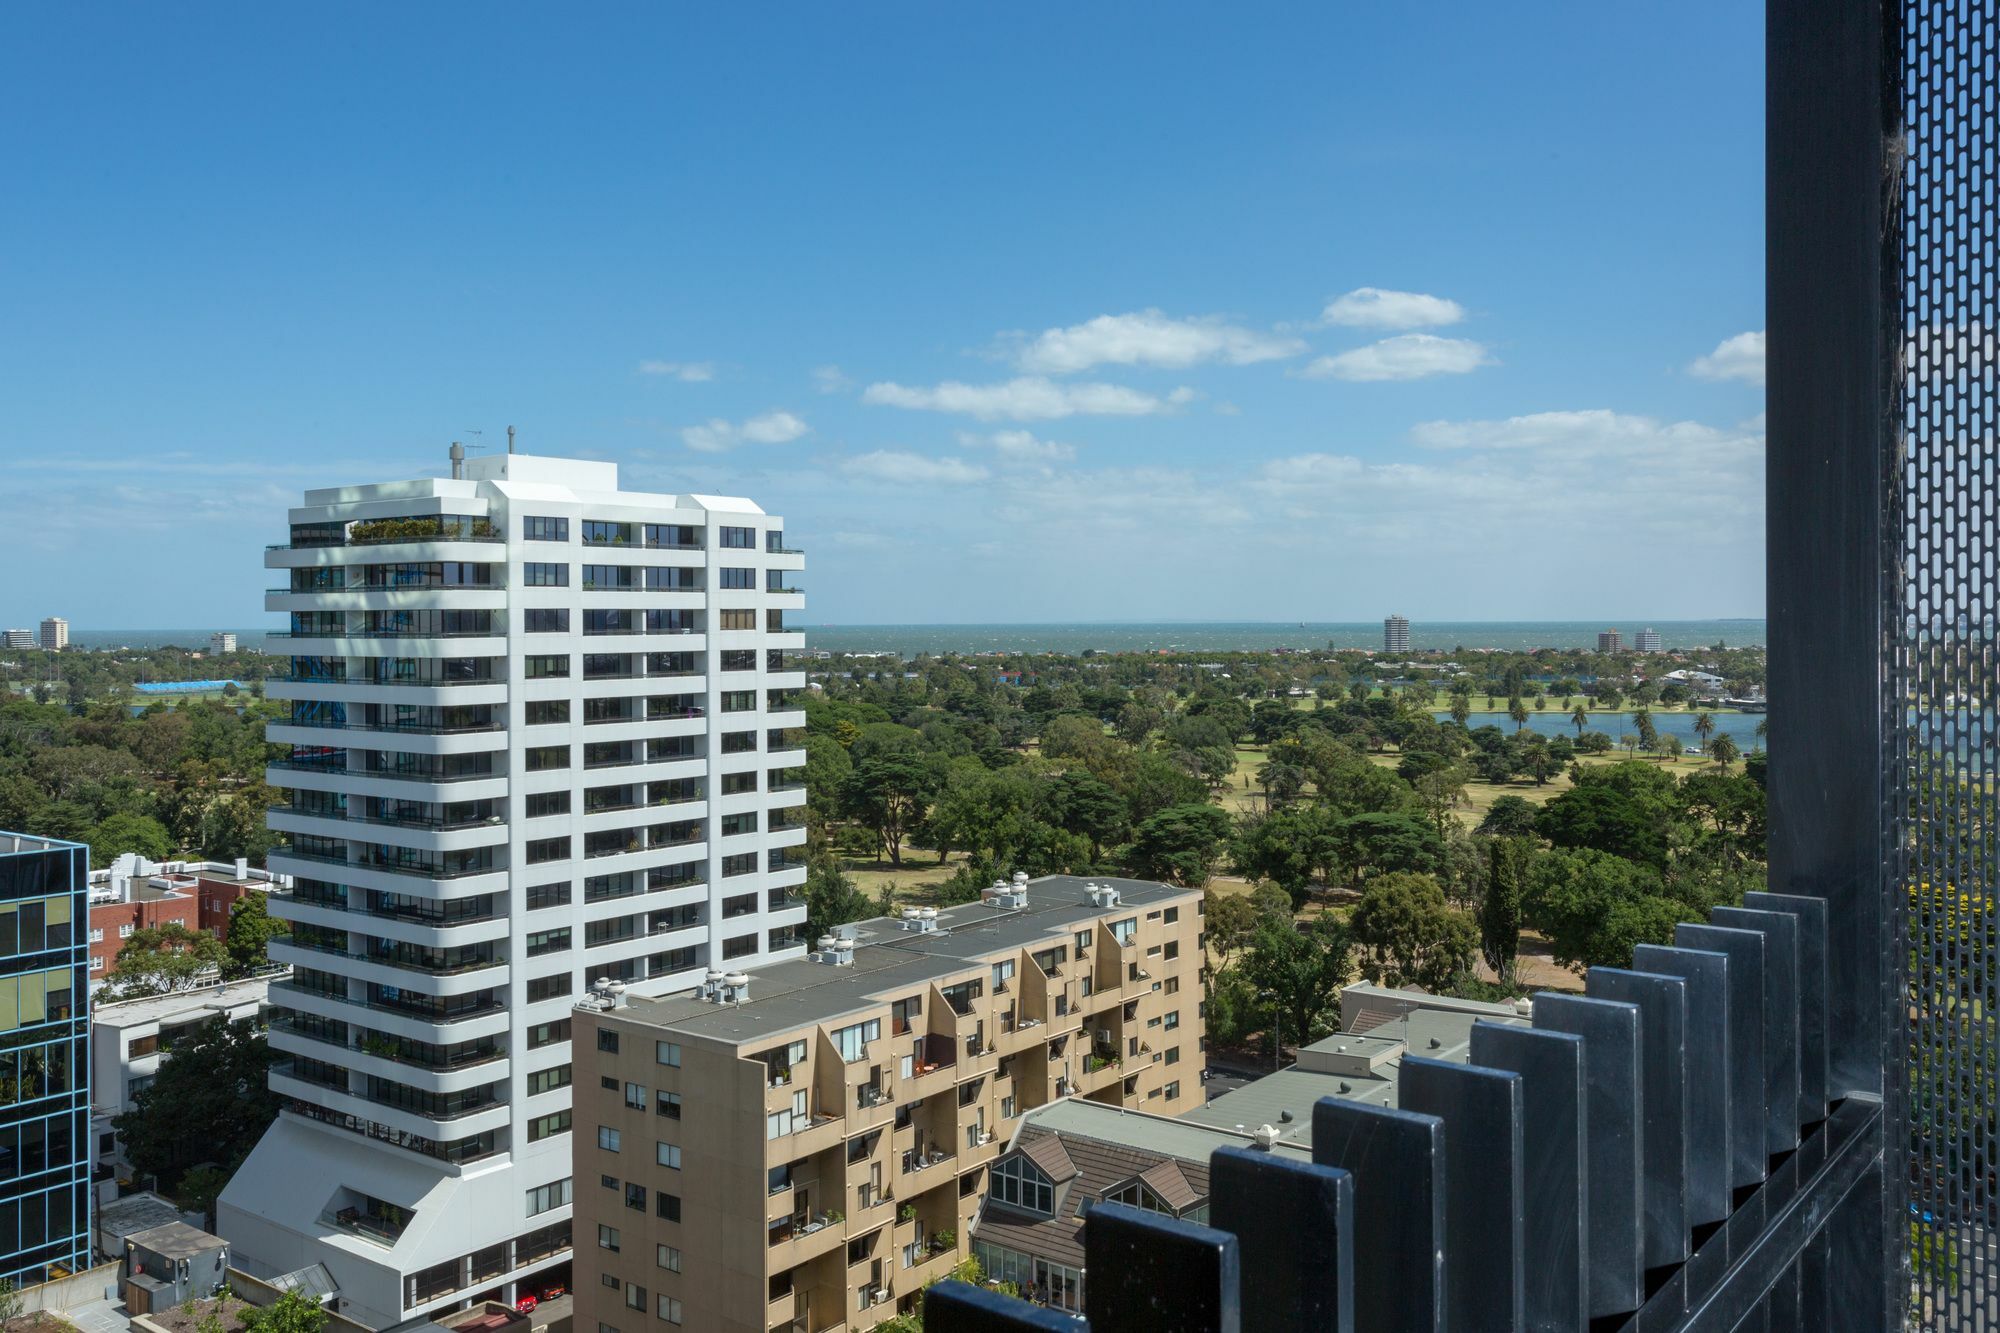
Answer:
(570, 873, 1205, 1333)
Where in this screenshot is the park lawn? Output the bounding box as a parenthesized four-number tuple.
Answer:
(841, 846, 975, 904)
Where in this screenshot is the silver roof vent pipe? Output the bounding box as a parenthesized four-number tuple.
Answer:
(449, 440, 465, 479)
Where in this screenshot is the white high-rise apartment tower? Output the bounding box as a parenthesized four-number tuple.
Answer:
(219, 450, 809, 1324)
(1383, 614, 1410, 654)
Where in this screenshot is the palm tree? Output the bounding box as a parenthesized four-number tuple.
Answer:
(1570, 703, 1590, 735)
(1709, 733, 1741, 769)
(1449, 693, 1471, 727)
(1754, 717, 1768, 752)
(1508, 697, 1529, 731)
(1692, 710, 1716, 755)
(1632, 706, 1658, 751)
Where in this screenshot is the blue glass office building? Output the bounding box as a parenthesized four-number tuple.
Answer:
(0, 835, 90, 1284)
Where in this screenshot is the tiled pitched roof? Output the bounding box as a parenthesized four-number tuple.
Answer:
(1136, 1159, 1201, 1212)
(973, 1123, 1213, 1273)
(1020, 1133, 1078, 1182)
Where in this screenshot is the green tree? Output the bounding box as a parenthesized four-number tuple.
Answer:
(1476, 794, 1541, 840)
(1348, 871, 1478, 990)
(1242, 915, 1352, 1047)
(1536, 778, 1672, 867)
(1337, 811, 1445, 885)
(1046, 772, 1128, 863)
(1508, 697, 1529, 731)
(839, 754, 936, 866)
(87, 812, 174, 868)
(1128, 804, 1232, 886)
(1449, 693, 1471, 727)
(242, 1289, 328, 1333)
(804, 857, 873, 942)
(1480, 838, 1532, 983)
(1692, 711, 1716, 753)
(223, 893, 284, 978)
(1571, 703, 1590, 735)
(112, 1016, 278, 1190)
(1521, 847, 1680, 971)
(106, 923, 228, 997)
(1708, 732, 1741, 769)
(1232, 804, 1342, 906)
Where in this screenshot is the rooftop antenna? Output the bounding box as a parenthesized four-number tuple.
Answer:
(508, 425, 517, 454)
(460, 429, 486, 457)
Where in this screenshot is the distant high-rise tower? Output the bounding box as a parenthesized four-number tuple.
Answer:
(1597, 628, 1625, 653)
(36, 618, 66, 651)
(1635, 627, 1663, 654)
(219, 449, 809, 1324)
(1383, 614, 1410, 654)
(209, 632, 237, 656)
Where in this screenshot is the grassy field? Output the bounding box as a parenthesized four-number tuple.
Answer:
(1221, 740, 1741, 830)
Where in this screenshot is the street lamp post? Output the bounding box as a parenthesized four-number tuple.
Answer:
(1258, 989, 1281, 1072)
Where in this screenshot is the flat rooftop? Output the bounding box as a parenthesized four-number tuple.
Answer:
(91, 976, 274, 1030)
(1182, 1009, 1526, 1153)
(611, 875, 1191, 1046)
(1019, 1095, 1312, 1164)
(0, 832, 83, 857)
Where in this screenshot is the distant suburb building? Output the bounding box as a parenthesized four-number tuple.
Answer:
(37, 618, 68, 652)
(571, 874, 1205, 1333)
(0, 631, 34, 651)
(1634, 627, 1663, 654)
(1382, 615, 1410, 654)
(0, 832, 93, 1285)
(210, 633, 238, 656)
(1597, 628, 1625, 653)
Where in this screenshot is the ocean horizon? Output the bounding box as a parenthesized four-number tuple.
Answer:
(67, 618, 1767, 657)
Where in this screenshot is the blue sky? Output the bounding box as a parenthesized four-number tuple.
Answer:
(0, 4, 1766, 629)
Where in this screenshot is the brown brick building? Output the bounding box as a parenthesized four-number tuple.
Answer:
(87, 864, 266, 980)
(570, 874, 1205, 1332)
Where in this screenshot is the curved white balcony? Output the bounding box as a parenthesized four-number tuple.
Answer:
(266, 724, 506, 759)
(266, 766, 509, 805)
(268, 1068, 510, 1142)
(268, 1025, 510, 1095)
(268, 980, 511, 1045)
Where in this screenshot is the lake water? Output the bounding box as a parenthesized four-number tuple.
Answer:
(1434, 709, 1766, 750)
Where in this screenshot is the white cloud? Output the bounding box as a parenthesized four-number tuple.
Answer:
(1689, 331, 1765, 386)
(1301, 334, 1493, 382)
(638, 360, 716, 382)
(958, 430, 1076, 465)
(861, 376, 1186, 421)
(1409, 408, 1745, 457)
(1320, 287, 1466, 330)
(840, 451, 990, 485)
(812, 365, 853, 394)
(1012, 309, 1305, 374)
(680, 410, 810, 453)
(1250, 409, 1764, 545)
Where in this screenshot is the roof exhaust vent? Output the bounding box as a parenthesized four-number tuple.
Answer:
(900, 906, 940, 934)
(722, 972, 752, 1004)
(1250, 1124, 1282, 1150)
(814, 934, 856, 966)
(982, 877, 1028, 911)
(1085, 882, 1121, 909)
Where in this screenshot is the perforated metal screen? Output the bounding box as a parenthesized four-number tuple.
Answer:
(1894, 2, 2000, 1325)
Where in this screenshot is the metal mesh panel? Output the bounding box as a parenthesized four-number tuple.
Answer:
(1896, 2, 2000, 1325)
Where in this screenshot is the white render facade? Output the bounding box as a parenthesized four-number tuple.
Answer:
(218, 452, 809, 1326)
